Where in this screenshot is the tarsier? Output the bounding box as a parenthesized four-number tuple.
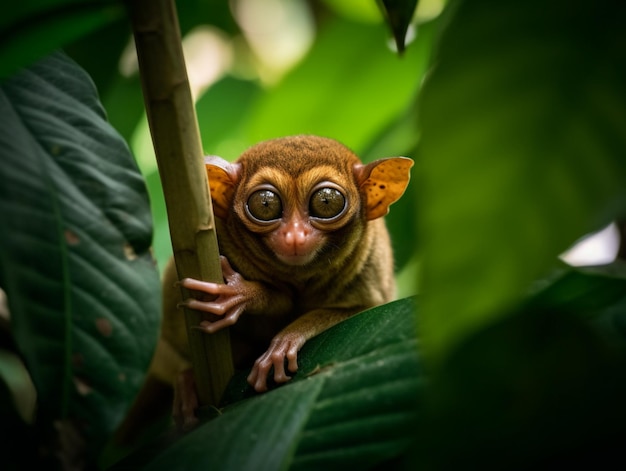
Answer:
(152, 135, 412, 428)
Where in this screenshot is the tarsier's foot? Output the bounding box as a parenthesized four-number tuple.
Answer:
(247, 332, 305, 392)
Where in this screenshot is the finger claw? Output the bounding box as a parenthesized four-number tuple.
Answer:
(248, 368, 267, 392)
(273, 370, 291, 383)
(287, 349, 299, 373)
(220, 256, 236, 276)
(255, 379, 268, 393)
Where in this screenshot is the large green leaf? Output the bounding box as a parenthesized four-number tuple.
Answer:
(417, 0, 626, 362)
(112, 297, 421, 471)
(0, 51, 160, 463)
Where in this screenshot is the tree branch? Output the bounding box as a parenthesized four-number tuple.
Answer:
(127, 0, 233, 406)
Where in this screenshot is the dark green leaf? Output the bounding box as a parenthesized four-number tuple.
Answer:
(529, 263, 626, 317)
(417, 0, 626, 362)
(141, 378, 324, 471)
(0, 51, 160, 461)
(526, 262, 626, 349)
(377, 0, 419, 53)
(0, 1, 124, 80)
(176, 0, 239, 36)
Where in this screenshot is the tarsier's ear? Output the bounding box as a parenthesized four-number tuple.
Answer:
(355, 157, 414, 221)
(205, 155, 241, 219)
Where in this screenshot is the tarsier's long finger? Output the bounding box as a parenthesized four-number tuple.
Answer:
(179, 278, 237, 296)
(178, 298, 227, 315)
(248, 351, 277, 393)
(271, 348, 291, 384)
(247, 363, 268, 393)
(178, 295, 243, 316)
(196, 306, 244, 333)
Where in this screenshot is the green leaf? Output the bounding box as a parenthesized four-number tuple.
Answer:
(377, 0, 419, 53)
(0, 1, 124, 80)
(417, 0, 626, 362)
(290, 299, 419, 471)
(175, 0, 238, 36)
(140, 379, 324, 471)
(527, 262, 626, 348)
(0, 51, 160, 461)
(113, 298, 421, 471)
(529, 263, 626, 316)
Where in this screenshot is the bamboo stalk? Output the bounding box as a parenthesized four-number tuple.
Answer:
(127, 0, 233, 407)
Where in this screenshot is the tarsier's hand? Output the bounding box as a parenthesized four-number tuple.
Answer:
(247, 332, 306, 393)
(179, 256, 259, 333)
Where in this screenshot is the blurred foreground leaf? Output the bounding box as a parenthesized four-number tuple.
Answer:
(416, 262, 626, 469)
(417, 0, 626, 362)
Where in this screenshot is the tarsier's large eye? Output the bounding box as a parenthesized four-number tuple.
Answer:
(309, 187, 346, 219)
(247, 189, 282, 221)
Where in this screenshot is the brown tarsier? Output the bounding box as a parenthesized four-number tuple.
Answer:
(153, 135, 412, 428)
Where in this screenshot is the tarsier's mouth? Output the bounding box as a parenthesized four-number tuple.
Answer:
(275, 250, 317, 267)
